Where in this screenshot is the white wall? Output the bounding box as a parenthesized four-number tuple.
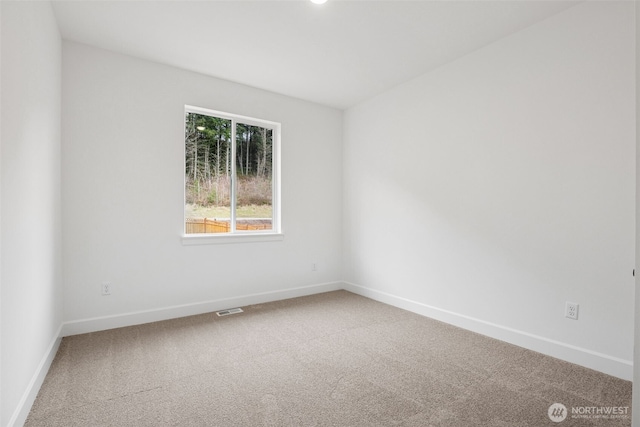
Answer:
(1, 2, 63, 426)
(62, 42, 343, 330)
(343, 1, 635, 379)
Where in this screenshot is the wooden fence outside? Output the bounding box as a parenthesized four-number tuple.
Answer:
(186, 218, 272, 234)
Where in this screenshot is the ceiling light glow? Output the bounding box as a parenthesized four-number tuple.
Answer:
(310, 0, 327, 4)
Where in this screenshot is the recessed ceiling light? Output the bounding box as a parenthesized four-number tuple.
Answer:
(310, 0, 327, 4)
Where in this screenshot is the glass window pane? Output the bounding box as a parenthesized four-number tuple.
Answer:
(235, 123, 273, 231)
(185, 112, 232, 234)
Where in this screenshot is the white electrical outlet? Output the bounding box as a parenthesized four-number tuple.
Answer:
(101, 282, 112, 296)
(565, 302, 579, 320)
(312, 262, 317, 272)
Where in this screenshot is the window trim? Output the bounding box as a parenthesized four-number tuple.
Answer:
(181, 105, 282, 244)
(181, 232, 284, 246)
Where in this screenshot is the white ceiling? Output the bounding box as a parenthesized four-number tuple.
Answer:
(51, 0, 579, 109)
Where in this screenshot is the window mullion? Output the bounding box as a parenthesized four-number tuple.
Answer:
(231, 119, 237, 233)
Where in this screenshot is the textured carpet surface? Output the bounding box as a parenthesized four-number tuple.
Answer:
(26, 290, 631, 426)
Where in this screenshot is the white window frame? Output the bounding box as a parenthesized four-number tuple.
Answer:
(181, 105, 283, 245)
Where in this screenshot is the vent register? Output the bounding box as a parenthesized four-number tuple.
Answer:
(216, 308, 244, 317)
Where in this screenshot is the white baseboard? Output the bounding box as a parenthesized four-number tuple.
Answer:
(61, 280, 633, 380)
(8, 324, 63, 427)
(61, 281, 343, 337)
(343, 281, 633, 381)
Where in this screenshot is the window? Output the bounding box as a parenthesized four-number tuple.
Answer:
(184, 106, 280, 239)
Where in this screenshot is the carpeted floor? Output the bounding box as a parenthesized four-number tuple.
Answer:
(25, 290, 631, 426)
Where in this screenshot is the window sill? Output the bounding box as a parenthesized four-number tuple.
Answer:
(181, 232, 284, 246)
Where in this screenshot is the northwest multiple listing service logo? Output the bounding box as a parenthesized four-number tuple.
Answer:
(548, 403, 629, 423)
(548, 403, 567, 423)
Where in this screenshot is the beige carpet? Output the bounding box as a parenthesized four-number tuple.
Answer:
(26, 291, 631, 426)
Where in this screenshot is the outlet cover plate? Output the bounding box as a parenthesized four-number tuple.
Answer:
(101, 282, 112, 296)
(565, 302, 579, 320)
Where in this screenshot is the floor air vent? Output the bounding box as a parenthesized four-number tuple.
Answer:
(216, 307, 244, 317)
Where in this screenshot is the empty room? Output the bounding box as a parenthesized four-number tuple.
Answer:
(1, 0, 639, 426)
